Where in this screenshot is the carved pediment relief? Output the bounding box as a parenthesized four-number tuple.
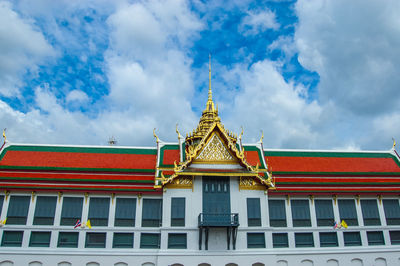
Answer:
(194, 133, 237, 163)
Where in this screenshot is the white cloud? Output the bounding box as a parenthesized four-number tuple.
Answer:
(294, 0, 400, 149)
(0, 1, 54, 97)
(239, 9, 279, 36)
(221, 60, 323, 149)
(295, 0, 400, 115)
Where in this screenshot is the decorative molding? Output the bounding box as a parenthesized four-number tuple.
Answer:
(195, 134, 236, 162)
(239, 176, 265, 191)
(166, 176, 193, 189)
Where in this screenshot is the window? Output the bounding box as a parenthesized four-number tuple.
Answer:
(247, 198, 261, 226)
(291, 200, 311, 227)
(29, 231, 51, 247)
(33, 196, 57, 225)
(361, 200, 381, 226)
(268, 200, 286, 227)
(367, 231, 384, 246)
(295, 233, 314, 247)
(140, 233, 160, 249)
(6, 196, 30, 225)
(315, 200, 334, 226)
(88, 198, 110, 226)
(383, 199, 400, 225)
(85, 232, 106, 248)
(142, 199, 162, 227)
(58, 232, 79, 248)
(113, 233, 134, 248)
(171, 198, 185, 227)
(60, 197, 83, 226)
(389, 231, 400, 245)
(343, 232, 361, 246)
(247, 233, 265, 248)
(115, 198, 136, 227)
(0, 195, 4, 216)
(168, 233, 187, 249)
(1, 231, 23, 247)
(319, 232, 338, 247)
(272, 233, 288, 248)
(338, 199, 358, 226)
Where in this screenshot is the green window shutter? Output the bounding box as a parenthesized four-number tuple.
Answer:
(361, 200, 381, 226)
(268, 200, 287, 227)
(0, 195, 4, 216)
(171, 198, 185, 227)
(367, 231, 385, 246)
(389, 231, 400, 245)
(7, 196, 30, 225)
(294, 233, 314, 247)
(343, 232, 361, 246)
(113, 233, 134, 248)
(319, 232, 338, 247)
(315, 200, 334, 226)
(247, 198, 261, 227)
(291, 200, 311, 227)
(247, 233, 265, 248)
(58, 232, 79, 248)
(1, 231, 23, 247)
(140, 233, 160, 249)
(272, 233, 288, 248)
(168, 233, 187, 249)
(61, 197, 83, 226)
(142, 199, 162, 227)
(29, 231, 51, 247)
(115, 198, 136, 227)
(338, 200, 358, 226)
(383, 200, 400, 225)
(33, 196, 57, 225)
(85, 232, 106, 248)
(88, 198, 110, 226)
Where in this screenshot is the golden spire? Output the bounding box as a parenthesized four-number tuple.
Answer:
(206, 54, 215, 112)
(208, 54, 212, 101)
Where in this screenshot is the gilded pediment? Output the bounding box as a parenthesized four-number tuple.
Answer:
(194, 133, 237, 163)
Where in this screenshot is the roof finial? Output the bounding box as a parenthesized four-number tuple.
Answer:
(2, 128, 6, 142)
(392, 137, 396, 150)
(208, 53, 212, 101)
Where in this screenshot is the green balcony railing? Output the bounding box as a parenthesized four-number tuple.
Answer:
(198, 213, 239, 227)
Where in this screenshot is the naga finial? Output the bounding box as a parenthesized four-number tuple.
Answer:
(259, 130, 264, 144)
(393, 137, 397, 150)
(2, 128, 6, 142)
(153, 128, 159, 143)
(176, 123, 182, 139)
(239, 126, 243, 141)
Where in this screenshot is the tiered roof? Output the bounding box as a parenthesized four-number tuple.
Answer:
(0, 143, 160, 194)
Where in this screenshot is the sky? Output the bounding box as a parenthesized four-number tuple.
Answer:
(0, 0, 399, 150)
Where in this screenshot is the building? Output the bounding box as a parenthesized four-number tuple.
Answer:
(0, 69, 400, 266)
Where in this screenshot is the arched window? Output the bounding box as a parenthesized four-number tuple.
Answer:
(351, 258, 363, 266)
(327, 259, 339, 266)
(58, 263, 72, 266)
(28, 262, 42, 266)
(374, 258, 386, 266)
(301, 260, 313, 266)
(277, 260, 288, 266)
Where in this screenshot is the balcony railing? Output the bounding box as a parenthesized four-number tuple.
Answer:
(198, 213, 239, 227)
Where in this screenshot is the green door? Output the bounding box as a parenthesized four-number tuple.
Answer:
(202, 176, 231, 225)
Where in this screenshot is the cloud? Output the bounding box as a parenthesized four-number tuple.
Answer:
(221, 60, 323, 149)
(293, 0, 400, 149)
(239, 9, 279, 36)
(295, 0, 400, 116)
(0, 1, 54, 97)
(103, 0, 203, 143)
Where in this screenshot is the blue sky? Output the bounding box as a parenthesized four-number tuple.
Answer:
(0, 0, 399, 150)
